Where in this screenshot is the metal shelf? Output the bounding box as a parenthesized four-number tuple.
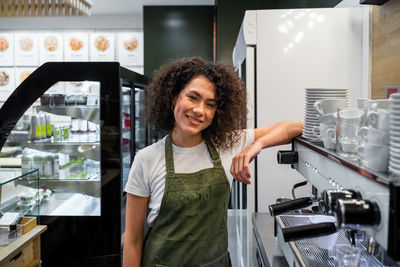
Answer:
(22, 140, 100, 161)
(294, 136, 395, 186)
(15, 172, 100, 198)
(36, 105, 99, 123)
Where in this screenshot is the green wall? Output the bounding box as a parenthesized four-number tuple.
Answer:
(143, 6, 214, 78)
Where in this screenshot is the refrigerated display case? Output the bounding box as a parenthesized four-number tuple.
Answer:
(0, 62, 150, 267)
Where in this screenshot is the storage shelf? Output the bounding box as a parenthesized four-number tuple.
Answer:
(36, 105, 99, 123)
(22, 140, 100, 161)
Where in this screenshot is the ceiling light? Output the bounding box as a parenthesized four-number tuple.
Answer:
(0, 0, 93, 17)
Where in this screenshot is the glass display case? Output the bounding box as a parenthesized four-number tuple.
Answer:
(0, 169, 40, 219)
(0, 62, 150, 267)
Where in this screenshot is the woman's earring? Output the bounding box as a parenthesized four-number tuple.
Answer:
(171, 105, 174, 112)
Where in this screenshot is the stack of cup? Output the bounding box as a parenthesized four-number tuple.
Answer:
(303, 89, 348, 142)
(335, 108, 365, 159)
(356, 104, 390, 172)
(312, 98, 348, 150)
(389, 93, 400, 176)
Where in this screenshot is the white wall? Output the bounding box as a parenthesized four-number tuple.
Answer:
(0, 13, 143, 30)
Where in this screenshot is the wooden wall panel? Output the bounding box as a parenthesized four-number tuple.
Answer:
(372, 1, 400, 99)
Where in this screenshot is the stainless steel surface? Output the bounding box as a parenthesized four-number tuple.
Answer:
(293, 138, 390, 251)
(277, 215, 384, 267)
(252, 212, 289, 267)
(36, 105, 100, 124)
(23, 140, 100, 161)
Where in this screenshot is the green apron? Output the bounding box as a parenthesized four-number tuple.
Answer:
(142, 134, 232, 267)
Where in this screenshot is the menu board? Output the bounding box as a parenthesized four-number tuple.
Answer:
(14, 33, 39, 66)
(90, 32, 115, 61)
(64, 32, 89, 61)
(15, 67, 36, 87)
(39, 32, 63, 64)
(0, 33, 14, 66)
(0, 68, 15, 101)
(118, 32, 143, 66)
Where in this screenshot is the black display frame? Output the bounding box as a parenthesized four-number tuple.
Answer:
(0, 62, 149, 267)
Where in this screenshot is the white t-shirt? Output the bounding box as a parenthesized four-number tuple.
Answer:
(124, 129, 254, 226)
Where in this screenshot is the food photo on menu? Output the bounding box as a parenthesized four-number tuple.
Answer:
(44, 36, 59, 52)
(95, 36, 109, 51)
(70, 37, 83, 51)
(0, 37, 9, 52)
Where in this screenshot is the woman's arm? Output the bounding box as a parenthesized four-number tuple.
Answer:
(230, 121, 303, 184)
(123, 193, 149, 267)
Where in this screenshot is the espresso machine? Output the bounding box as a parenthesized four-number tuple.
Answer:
(268, 136, 400, 266)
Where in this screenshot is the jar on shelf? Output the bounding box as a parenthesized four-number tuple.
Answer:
(76, 95, 87, 105)
(40, 94, 52, 106)
(52, 94, 65, 106)
(65, 95, 76, 105)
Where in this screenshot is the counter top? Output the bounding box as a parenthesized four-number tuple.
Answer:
(0, 225, 47, 265)
(252, 212, 288, 267)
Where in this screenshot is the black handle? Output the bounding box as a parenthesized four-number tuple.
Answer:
(269, 197, 314, 216)
(282, 222, 337, 242)
(277, 150, 298, 164)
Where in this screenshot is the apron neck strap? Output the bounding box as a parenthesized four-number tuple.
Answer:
(165, 134, 175, 175)
(165, 133, 222, 175)
(205, 139, 222, 166)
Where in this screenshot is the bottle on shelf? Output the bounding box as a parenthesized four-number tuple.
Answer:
(30, 108, 41, 140)
(45, 114, 52, 138)
(39, 112, 46, 139)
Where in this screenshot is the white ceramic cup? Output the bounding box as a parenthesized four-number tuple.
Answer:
(318, 114, 336, 124)
(335, 108, 364, 126)
(312, 123, 336, 150)
(358, 126, 389, 145)
(356, 143, 389, 172)
(368, 109, 390, 131)
(363, 99, 390, 111)
(313, 98, 347, 116)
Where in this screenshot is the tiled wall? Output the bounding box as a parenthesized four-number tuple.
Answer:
(371, 0, 400, 99)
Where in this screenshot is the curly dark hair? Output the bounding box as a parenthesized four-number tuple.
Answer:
(145, 57, 247, 150)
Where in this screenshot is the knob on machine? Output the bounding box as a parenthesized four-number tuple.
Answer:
(277, 150, 298, 165)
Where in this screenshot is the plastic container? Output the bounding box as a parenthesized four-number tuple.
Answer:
(71, 118, 79, 133)
(87, 94, 98, 105)
(33, 154, 44, 178)
(53, 154, 59, 177)
(79, 119, 88, 132)
(0, 225, 22, 246)
(43, 155, 53, 178)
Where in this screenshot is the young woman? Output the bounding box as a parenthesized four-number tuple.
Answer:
(123, 57, 303, 267)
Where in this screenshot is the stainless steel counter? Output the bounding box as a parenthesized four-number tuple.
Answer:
(252, 212, 289, 267)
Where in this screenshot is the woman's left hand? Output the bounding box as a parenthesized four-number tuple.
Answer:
(230, 141, 263, 184)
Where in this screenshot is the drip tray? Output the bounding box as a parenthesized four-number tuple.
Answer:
(276, 215, 383, 267)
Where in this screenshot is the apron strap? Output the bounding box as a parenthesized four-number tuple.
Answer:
(165, 134, 175, 175)
(165, 133, 223, 175)
(205, 139, 222, 167)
